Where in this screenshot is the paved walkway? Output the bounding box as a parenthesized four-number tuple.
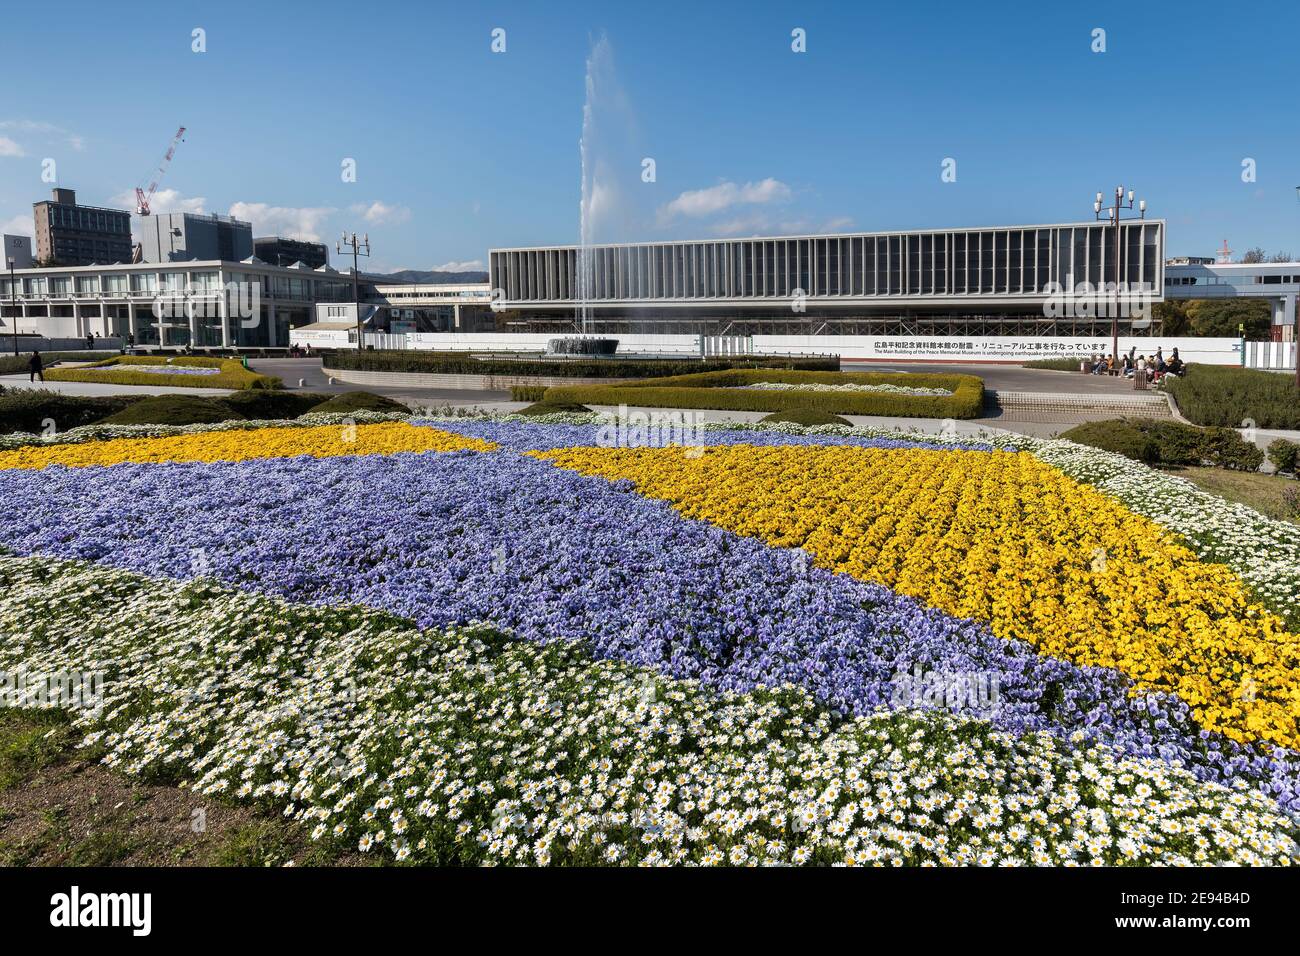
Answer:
(0, 375, 236, 397)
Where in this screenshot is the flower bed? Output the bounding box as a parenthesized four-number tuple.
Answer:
(543, 369, 985, 418)
(45, 355, 281, 390)
(0, 554, 1294, 866)
(0, 412, 1297, 865)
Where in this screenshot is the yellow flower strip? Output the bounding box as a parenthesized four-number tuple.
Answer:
(535, 444, 1300, 750)
(0, 422, 494, 470)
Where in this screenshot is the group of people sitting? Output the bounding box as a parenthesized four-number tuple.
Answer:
(1089, 347, 1185, 382)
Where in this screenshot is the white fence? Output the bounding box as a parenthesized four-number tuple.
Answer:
(290, 329, 1245, 366)
(1243, 340, 1297, 372)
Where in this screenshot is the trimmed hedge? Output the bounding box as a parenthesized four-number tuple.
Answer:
(307, 391, 411, 414)
(0, 390, 145, 435)
(99, 395, 240, 427)
(517, 401, 593, 416)
(45, 355, 281, 391)
(510, 385, 548, 403)
(1165, 364, 1299, 429)
(0, 389, 398, 434)
(1061, 418, 1265, 471)
(543, 369, 986, 419)
(1022, 358, 1086, 372)
(760, 409, 852, 427)
(322, 350, 840, 379)
(0, 351, 120, 375)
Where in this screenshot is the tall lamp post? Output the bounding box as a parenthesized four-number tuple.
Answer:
(1094, 185, 1146, 367)
(7, 257, 16, 357)
(336, 232, 370, 351)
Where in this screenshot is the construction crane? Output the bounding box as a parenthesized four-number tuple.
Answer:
(135, 126, 186, 217)
(131, 126, 186, 262)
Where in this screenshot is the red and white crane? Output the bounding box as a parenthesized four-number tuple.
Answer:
(134, 126, 186, 216)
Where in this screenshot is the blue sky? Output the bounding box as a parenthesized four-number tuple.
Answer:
(1, 0, 1297, 272)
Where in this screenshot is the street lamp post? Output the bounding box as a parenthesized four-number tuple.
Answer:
(1093, 185, 1146, 368)
(7, 257, 16, 357)
(336, 232, 370, 351)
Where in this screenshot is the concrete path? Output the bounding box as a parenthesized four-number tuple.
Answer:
(0, 375, 236, 397)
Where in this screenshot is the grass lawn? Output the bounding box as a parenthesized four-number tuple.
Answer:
(1164, 465, 1299, 524)
(0, 710, 364, 866)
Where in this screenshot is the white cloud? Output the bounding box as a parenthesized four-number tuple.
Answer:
(0, 214, 33, 237)
(0, 137, 24, 158)
(350, 200, 411, 227)
(111, 187, 207, 215)
(658, 178, 791, 222)
(0, 120, 84, 152)
(228, 202, 336, 241)
(431, 260, 484, 272)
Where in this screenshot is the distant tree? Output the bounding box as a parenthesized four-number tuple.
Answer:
(1269, 251, 1294, 262)
(1153, 300, 1190, 335)
(1239, 247, 1269, 264)
(1183, 298, 1272, 339)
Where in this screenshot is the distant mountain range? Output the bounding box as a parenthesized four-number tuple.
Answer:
(376, 269, 489, 284)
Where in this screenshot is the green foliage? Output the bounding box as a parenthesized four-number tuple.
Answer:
(0, 710, 75, 792)
(44, 355, 281, 391)
(1058, 421, 1159, 464)
(306, 391, 411, 414)
(322, 350, 840, 379)
(98, 396, 236, 427)
(1021, 358, 1086, 371)
(544, 369, 985, 419)
(218, 390, 329, 420)
(0, 351, 120, 375)
(760, 409, 853, 426)
(1165, 364, 1300, 429)
(510, 385, 548, 402)
(1267, 438, 1299, 475)
(0, 390, 143, 435)
(1061, 418, 1265, 471)
(1183, 299, 1273, 339)
(517, 401, 592, 416)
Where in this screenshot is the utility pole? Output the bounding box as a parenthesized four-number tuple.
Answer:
(1093, 185, 1146, 366)
(336, 231, 370, 350)
(7, 257, 16, 357)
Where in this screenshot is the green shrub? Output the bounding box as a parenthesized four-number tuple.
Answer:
(0, 390, 145, 435)
(1058, 421, 1159, 464)
(544, 369, 985, 419)
(1165, 364, 1299, 429)
(1061, 417, 1264, 471)
(307, 391, 410, 414)
(760, 409, 852, 426)
(322, 350, 840, 379)
(219, 390, 329, 420)
(517, 401, 592, 416)
(97, 396, 236, 426)
(1197, 427, 1265, 472)
(510, 385, 547, 402)
(1021, 358, 1086, 371)
(1267, 438, 1299, 475)
(0, 351, 120, 375)
(45, 355, 280, 391)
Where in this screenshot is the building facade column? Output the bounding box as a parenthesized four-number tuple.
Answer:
(267, 302, 277, 347)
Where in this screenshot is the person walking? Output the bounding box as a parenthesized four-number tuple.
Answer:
(28, 350, 43, 383)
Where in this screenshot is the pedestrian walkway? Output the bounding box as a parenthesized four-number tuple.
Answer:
(0, 375, 234, 397)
